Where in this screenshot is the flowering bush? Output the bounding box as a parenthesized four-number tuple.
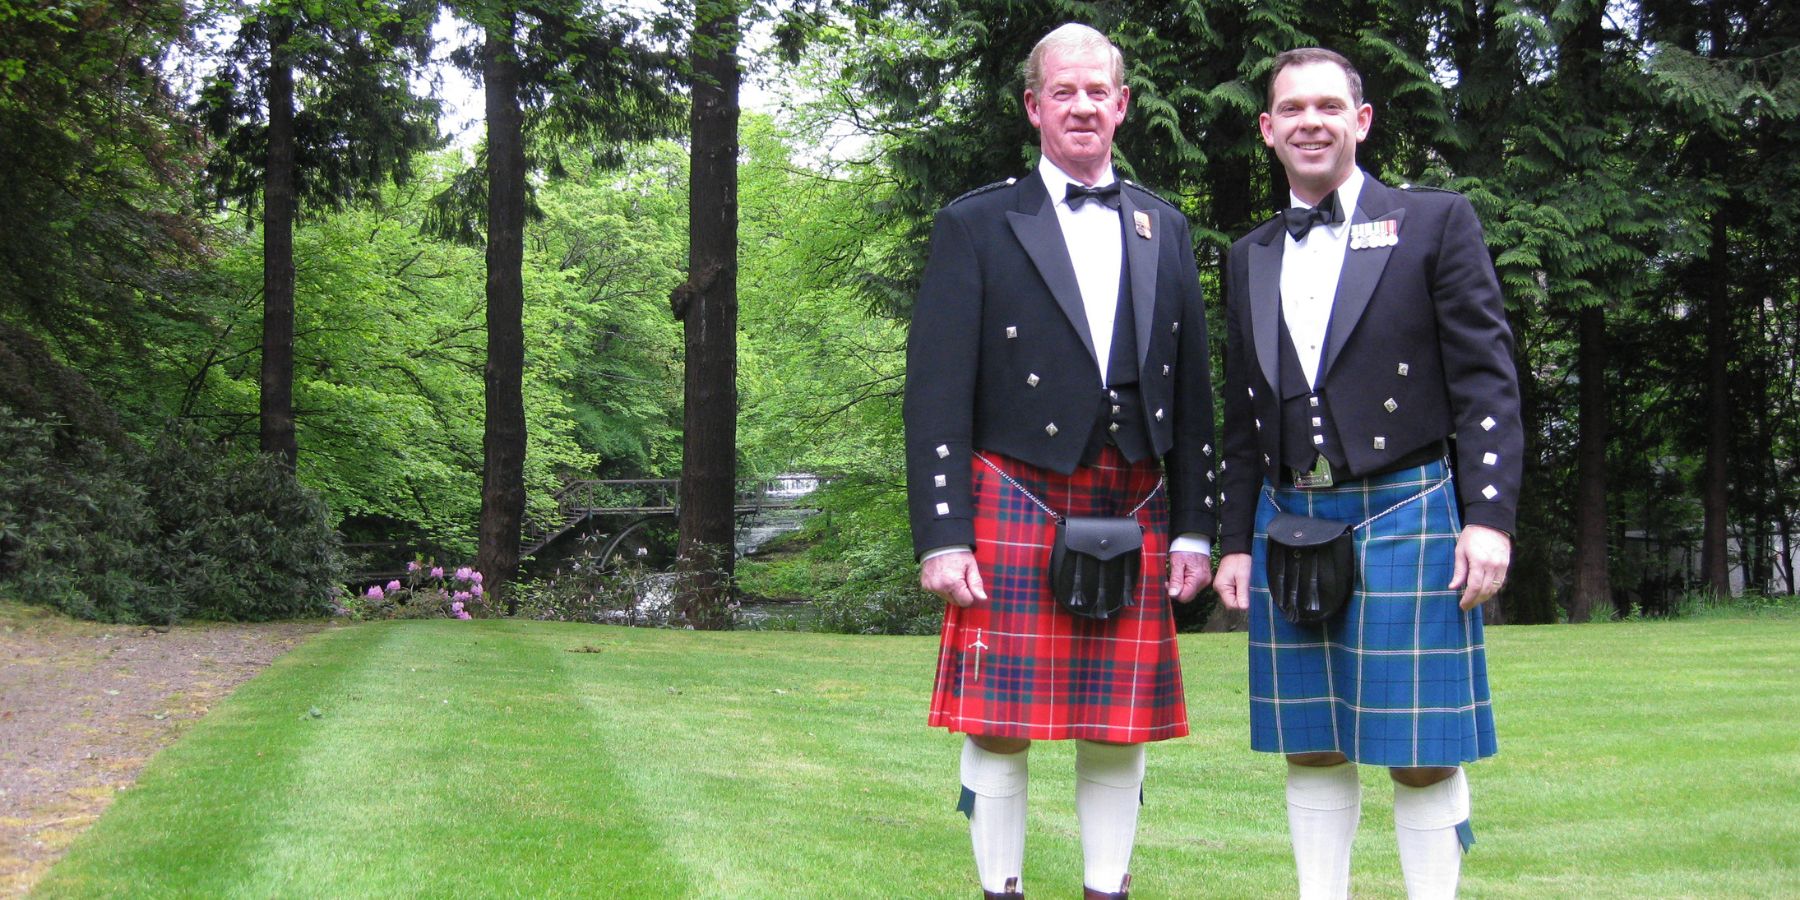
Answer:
(342, 560, 483, 620)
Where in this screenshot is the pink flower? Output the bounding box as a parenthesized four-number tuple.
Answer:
(407, 560, 421, 573)
(429, 566, 444, 579)
(365, 585, 385, 600)
(472, 571, 483, 584)
(386, 580, 401, 593)
(453, 590, 473, 603)
(470, 584, 483, 597)
(456, 610, 472, 620)
(450, 601, 464, 613)
(455, 566, 474, 582)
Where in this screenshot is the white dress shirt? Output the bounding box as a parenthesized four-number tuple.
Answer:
(1280, 167, 1366, 387)
(1037, 157, 1125, 385)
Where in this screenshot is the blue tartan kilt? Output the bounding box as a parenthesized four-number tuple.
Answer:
(1247, 458, 1497, 767)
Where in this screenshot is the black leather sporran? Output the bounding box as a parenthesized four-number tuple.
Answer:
(1050, 516, 1143, 621)
(1265, 511, 1354, 625)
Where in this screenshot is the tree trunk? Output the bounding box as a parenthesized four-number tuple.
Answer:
(1782, 512, 1795, 596)
(1699, 211, 1732, 597)
(674, 0, 741, 630)
(1570, 303, 1611, 621)
(260, 15, 298, 471)
(478, 14, 528, 610)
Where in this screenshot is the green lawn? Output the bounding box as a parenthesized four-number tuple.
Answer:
(34, 616, 1800, 898)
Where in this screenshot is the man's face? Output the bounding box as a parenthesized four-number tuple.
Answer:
(1259, 61, 1372, 205)
(1024, 45, 1129, 184)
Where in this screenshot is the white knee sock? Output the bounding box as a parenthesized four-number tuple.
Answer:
(1286, 761, 1362, 900)
(961, 737, 1028, 894)
(1074, 740, 1146, 894)
(1392, 768, 1470, 900)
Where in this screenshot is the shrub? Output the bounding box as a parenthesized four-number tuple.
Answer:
(802, 496, 943, 637)
(0, 413, 163, 620)
(514, 543, 691, 627)
(342, 562, 484, 620)
(0, 409, 345, 623)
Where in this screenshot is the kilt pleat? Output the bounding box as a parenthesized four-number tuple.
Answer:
(1247, 459, 1497, 767)
(928, 446, 1189, 742)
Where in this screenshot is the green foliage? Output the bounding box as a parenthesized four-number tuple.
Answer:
(1668, 590, 1800, 621)
(0, 0, 206, 346)
(0, 408, 344, 624)
(196, 0, 443, 216)
(795, 482, 943, 636)
(134, 425, 345, 621)
(736, 552, 846, 602)
(0, 409, 159, 622)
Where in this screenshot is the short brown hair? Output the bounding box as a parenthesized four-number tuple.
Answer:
(1266, 48, 1364, 110)
(1024, 23, 1125, 94)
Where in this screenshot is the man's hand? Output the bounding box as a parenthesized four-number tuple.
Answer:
(1449, 524, 1512, 611)
(921, 551, 988, 608)
(1214, 552, 1253, 610)
(1166, 550, 1213, 603)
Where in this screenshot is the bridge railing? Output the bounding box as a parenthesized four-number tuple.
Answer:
(520, 475, 833, 557)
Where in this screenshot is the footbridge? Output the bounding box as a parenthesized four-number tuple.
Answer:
(520, 475, 825, 560)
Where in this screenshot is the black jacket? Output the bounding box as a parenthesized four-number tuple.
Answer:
(903, 171, 1218, 557)
(1219, 175, 1523, 555)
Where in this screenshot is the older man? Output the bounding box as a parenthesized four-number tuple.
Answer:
(902, 22, 1217, 900)
(1214, 48, 1521, 899)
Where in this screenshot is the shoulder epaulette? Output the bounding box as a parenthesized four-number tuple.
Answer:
(946, 178, 1018, 207)
(1120, 179, 1179, 210)
(1398, 181, 1459, 195)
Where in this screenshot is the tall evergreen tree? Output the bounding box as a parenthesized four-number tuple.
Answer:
(671, 0, 744, 629)
(431, 2, 682, 604)
(1637, 0, 1800, 597)
(198, 0, 441, 470)
(0, 0, 203, 436)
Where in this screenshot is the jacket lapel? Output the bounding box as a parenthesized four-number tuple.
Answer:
(1248, 221, 1284, 394)
(1322, 178, 1405, 380)
(1006, 172, 1098, 368)
(1119, 186, 1159, 374)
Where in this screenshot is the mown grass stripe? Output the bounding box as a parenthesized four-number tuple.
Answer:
(36, 621, 692, 898)
(33, 616, 1800, 898)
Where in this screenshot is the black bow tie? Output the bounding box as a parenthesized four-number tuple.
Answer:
(1281, 192, 1344, 239)
(1065, 182, 1122, 211)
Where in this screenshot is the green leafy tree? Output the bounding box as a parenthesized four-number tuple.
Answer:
(0, 0, 207, 437)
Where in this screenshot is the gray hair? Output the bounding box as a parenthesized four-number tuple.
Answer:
(1023, 23, 1125, 94)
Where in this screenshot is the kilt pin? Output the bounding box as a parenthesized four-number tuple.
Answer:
(928, 447, 1188, 743)
(1246, 459, 1496, 767)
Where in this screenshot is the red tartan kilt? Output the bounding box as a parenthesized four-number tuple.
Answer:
(928, 446, 1189, 742)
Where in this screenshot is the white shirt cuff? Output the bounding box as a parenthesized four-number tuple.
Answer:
(921, 545, 972, 563)
(1170, 534, 1212, 556)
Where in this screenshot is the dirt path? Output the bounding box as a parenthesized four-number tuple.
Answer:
(0, 602, 327, 896)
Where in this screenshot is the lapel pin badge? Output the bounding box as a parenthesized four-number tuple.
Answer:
(1133, 210, 1152, 240)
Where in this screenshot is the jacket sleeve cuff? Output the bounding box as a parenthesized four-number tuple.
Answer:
(1459, 502, 1515, 538)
